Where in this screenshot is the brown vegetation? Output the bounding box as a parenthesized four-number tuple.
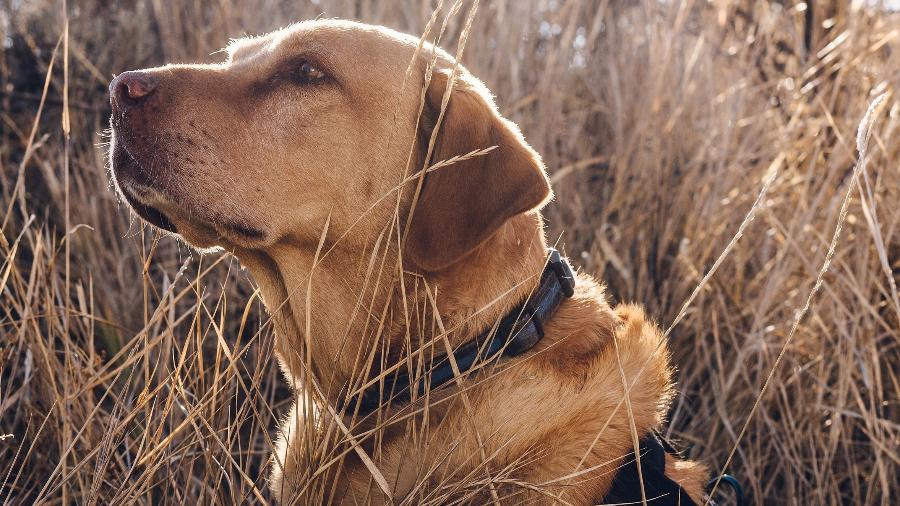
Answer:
(1, 0, 898, 504)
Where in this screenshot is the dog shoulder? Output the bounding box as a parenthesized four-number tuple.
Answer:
(538, 274, 674, 409)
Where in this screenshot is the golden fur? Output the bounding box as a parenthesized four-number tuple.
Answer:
(108, 19, 707, 504)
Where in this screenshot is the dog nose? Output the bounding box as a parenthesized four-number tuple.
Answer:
(110, 71, 159, 109)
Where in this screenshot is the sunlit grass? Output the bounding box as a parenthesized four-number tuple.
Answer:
(1, 1, 898, 504)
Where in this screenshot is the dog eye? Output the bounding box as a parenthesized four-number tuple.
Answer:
(294, 62, 326, 83)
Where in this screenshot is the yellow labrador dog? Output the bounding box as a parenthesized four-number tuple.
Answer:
(109, 19, 708, 505)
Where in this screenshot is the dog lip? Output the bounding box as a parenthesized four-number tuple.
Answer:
(119, 184, 178, 233)
(112, 145, 268, 244)
(219, 221, 268, 241)
(110, 130, 160, 189)
(110, 118, 269, 246)
(109, 138, 175, 233)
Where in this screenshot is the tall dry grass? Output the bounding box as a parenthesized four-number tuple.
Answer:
(1, 0, 898, 504)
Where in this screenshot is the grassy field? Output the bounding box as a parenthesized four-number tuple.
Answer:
(1, 0, 899, 504)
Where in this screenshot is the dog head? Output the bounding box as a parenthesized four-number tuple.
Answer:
(108, 19, 550, 272)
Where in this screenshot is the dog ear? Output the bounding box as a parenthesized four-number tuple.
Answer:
(405, 69, 551, 272)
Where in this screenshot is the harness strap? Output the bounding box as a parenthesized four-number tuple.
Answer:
(602, 432, 746, 505)
(602, 432, 699, 505)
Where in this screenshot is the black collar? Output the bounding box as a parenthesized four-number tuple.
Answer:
(339, 248, 576, 415)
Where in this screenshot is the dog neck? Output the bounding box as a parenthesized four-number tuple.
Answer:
(234, 212, 548, 407)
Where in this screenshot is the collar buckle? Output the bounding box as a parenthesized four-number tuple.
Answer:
(548, 249, 576, 297)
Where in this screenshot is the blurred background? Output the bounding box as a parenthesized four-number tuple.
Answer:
(1, 0, 898, 504)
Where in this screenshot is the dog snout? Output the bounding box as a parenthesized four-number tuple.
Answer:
(110, 71, 160, 111)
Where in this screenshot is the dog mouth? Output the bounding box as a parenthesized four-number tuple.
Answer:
(109, 126, 270, 246)
(118, 183, 178, 233)
(110, 139, 178, 233)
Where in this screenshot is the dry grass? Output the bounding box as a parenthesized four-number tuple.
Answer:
(1, 0, 899, 504)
